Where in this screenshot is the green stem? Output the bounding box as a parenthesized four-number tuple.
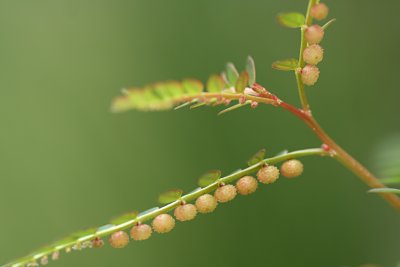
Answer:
(295, 0, 317, 112)
(2, 148, 328, 267)
(290, 0, 400, 211)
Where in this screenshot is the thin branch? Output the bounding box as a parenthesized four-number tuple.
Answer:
(2, 148, 328, 267)
(295, 0, 317, 112)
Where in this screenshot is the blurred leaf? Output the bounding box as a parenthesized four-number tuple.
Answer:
(225, 63, 239, 87)
(182, 79, 204, 95)
(138, 207, 159, 217)
(70, 228, 97, 239)
(207, 75, 225, 93)
(158, 189, 183, 204)
(174, 100, 194, 110)
(235, 71, 249, 93)
(248, 149, 266, 166)
(218, 101, 250, 116)
(371, 134, 400, 183)
(246, 56, 256, 85)
(96, 224, 115, 233)
(379, 177, 400, 185)
(190, 102, 207, 109)
(277, 12, 305, 28)
(110, 211, 138, 225)
(275, 149, 289, 156)
(198, 170, 221, 187)
(368, 188, 400, 194)
(272, 59, 298, 71)
(322, 18, 336, 30)
(189, 187, 202, 194)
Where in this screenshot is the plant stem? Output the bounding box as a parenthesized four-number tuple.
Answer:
(280, 102, 400, 211)
(2, 148, 327, 267)
(295, 0, 317, 112)
(290, 0, 400, 211)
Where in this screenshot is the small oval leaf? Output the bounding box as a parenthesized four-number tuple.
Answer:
(207, 74, 226, 93)
(247, 149, 266, 166)
(368, 188, 400, 194)
(110, 211, 138, 225)
(138, 207, 159, 217)
(275, 149, 289, 156)
(225, 63, 239, 87)
(246, 56, 256, 86)
(182, 79, 204, 95)
(235, 71, 249, 93)
(198, 170, 222, 187)
(277, 12, 305, 28)
(272, 59, 299, 71)
(218, 101, 250, 116)
(158, 189, 183, 204)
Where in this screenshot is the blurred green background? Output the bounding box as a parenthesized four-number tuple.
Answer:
(1, 0, 400, 266)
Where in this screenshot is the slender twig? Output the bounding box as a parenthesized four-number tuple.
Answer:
(1, 148, 328, 267)
(295, 0, 317, 112)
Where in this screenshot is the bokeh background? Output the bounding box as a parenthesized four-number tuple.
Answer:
(1, 0, 400, 266)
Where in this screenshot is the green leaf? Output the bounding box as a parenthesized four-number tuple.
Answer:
(190, 102, 207, 109)
(110, 211, 138, 225)
(225, 63, 239, 87)
(246, 56, 256, 86)
(158, 189, 183, 204)
(70, 228, 97, 239)
(138, 207, 159, 217)
(174, 100, 194, 110)
(371, 134, 400, 182)
(247, 149, 266, 166)
(368, 188, 400, 194)
(218, 101, 251, 116)
(277, 12, 305, 28)
(207, 74, 226, 93)
(275, 149, 289, 156)
(235, 71, 249, 93)
(379, 177, 400, 185)
(97, 224, 115, 233)
(322, 18, 336, 30)
(272, 59, 299, 71)
(198, 170, 221, 187)
(182, 79, 204, 95)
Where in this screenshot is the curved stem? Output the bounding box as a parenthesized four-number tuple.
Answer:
(2, 148, 328, 267)
(280, 101, 400, 210)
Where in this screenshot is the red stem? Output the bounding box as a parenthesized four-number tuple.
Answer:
(280, 102, 400, 210)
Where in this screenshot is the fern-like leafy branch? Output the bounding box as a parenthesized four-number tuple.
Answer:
(2, 148, 327, 267)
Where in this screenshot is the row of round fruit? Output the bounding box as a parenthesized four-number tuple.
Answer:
(301, 2, 329, 86)
(106, 159, 304, 248)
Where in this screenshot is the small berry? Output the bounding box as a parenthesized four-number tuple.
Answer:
(250, 101, 259, 109)
(109, 231, 129, 249)
(311, 3, 329, 21)
(303, 44, 324, 65)
(51, 251, 60, 261)
(257, 165, 279, 184)
(281, 159, 304, 178)
(130, 223, 152, 241)
(301, 65, 320, 86)
(92, 237, 104, 248)
(305, 25, 325, 44)
(40, 256, 48, 265)
(214, 184, 237, 203)
(195, 194, 218, 213)
(236, 176, 258, 195)
(152, 214, 175, 233)
(174, 203, 198, 221)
